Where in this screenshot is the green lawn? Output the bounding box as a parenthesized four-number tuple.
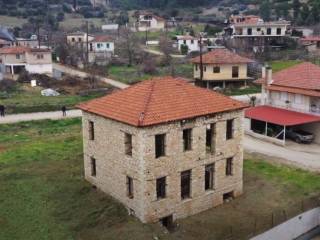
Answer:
(224, 85, 261, 96)
(270, 60, 302, 73)
(0, 84, 105, 114)
(108, 63, 193, 84)
(1, 119, 320, 239)
(0, 15, 28, 27)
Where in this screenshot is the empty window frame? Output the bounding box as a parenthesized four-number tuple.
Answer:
(183, 128, 192, 151)
(206, 123, 216, 153)
(226, 119, 234, 140)
(88, 121, 95, 140)
(195, 64, 198, 71)
(90, 157, 96, 177)
(126, 176, 134, 198)
(16, 54, 20, 59)
(247, 28, 252, 35)
(203, 65, 207, 72)
(213, 66, 220, 73)
(226, 157, 233, 176)
(205, 164, 215, 190)
(232, 66, 239, 78)
(181, 170, 191, 199)
(124, 133, 133, 156)
(267, 28, 272, 35)
(156, 177, 166, 199)
(155, 134, 166, 158)
(276, 28, 282, 35)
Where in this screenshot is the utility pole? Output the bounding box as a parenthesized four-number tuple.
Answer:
(199, 33, 204, 82)
(86, 21, 89, 65)
(37, 23, 41, 48)
(145, 27, 148, 44)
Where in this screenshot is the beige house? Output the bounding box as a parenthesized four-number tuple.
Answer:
(191, 48, 254, 89)
(0, 46, 52, 79)
(78, 76, 246, 225)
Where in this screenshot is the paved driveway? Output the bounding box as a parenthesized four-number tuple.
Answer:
(244, 135, 320, 171)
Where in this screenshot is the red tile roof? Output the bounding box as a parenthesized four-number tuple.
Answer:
(300, 36, 320, 42)
(93, 35, 113, 42)
(266, 85, 320, 97)
(78, 76, 247, 127)
(258, 62, 320, 91)
(0, 46, 50, 54)
(191, 49, 254, 65)
(0, 46, 30, 54)
(245, 106, 320, 126)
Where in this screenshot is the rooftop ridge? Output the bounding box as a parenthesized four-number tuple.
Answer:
(138, 79, 156, 126)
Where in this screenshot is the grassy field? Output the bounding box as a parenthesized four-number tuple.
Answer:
(1, 119, 320, 239)
(270, 60, 302, 72)
(60, 14, 105, 31)
(0, 15, 28, 27)
(0, 84, 105, 114)
(108, 63, 193, 84)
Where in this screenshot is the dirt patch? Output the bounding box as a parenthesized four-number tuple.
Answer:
(0, 146, 6, 153)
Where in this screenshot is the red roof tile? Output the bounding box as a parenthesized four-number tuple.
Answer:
(301, 36, 320, 42)
(266, 62, 320, 91)
(266, 85, 320, 97)
(0, 46, 30, 54)
(191, 49, 254, 65)
(0, 46, 50, 54)
(245, 106, 320, 126)
(93, 35, 113, 42)
(78, 76, 247, 127)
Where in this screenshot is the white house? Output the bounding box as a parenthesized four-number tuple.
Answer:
(225, 15, 291, 51)
(245, 62, 320, 144)
(176, 36, 200, 53)
(136, 12, 165, 32)
(0, 46, 52, 79)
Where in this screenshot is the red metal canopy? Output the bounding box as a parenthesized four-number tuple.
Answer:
(245, 106, 320, 126)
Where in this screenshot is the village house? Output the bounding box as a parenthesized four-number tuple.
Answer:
(136, 11, 166, 32)
(300, 36, 320, 55)
(0, 46, 52, 79)
(177, 35, 200, 53)
(66, 32, 114, 64)
(78, 76, 246, 225)
(12, 35, 39, 48)
(245, 62, 320, 145)
(225, 15, 291, 52)
(191, 48, 254, 89)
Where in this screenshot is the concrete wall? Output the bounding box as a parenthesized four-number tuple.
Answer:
(26, 63, 53, 74)
(251, 208, 320, 240)
(268, 90, 311, 113)
(26, 52, 52, 65)
(0, 53, 26, 64)
(93, 42, 114, 53)
(194, 63, 248, 81)
(82, 110, 244, 223)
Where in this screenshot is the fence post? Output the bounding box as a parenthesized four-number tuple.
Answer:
(271, 212, 274, 227)
(283, 210, 287, 221)
(254, 218, 257, 235)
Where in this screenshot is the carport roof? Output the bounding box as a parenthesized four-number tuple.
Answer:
(245, 106, 320, 126)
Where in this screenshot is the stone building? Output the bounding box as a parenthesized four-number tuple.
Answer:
(78, 76, 247, 225)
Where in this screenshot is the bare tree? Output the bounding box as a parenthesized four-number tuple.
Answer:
(159, 34, 176, 76)
(118, 28, 141, 66)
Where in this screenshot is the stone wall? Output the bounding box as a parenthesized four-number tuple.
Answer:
(82, 109, 244, 223)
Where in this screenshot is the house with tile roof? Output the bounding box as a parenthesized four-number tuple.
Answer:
(245, 62, 320, 144)
(77, 76, 246, 225)
(191, 48, 254, 89)
(0, 46, 52, 79)
(136, 11, 166, 32)
(300, 36, 320, 54)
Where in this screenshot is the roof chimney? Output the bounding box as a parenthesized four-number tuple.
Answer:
(266, 67, 273, 86)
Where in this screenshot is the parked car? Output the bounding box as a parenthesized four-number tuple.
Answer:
(286, 129, 314, 143)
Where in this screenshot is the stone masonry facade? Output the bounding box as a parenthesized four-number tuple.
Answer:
(82, 109, 244, 223)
